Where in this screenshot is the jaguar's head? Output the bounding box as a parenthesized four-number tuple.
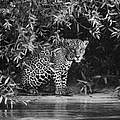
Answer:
(64, 39, 89, 63)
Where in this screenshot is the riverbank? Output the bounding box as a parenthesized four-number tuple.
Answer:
(16, 92, 120, 104)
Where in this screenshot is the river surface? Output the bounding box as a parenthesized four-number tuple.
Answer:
(0, 101, 120, 120)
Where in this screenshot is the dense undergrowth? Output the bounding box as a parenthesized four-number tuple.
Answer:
(0, 0, 120, 108)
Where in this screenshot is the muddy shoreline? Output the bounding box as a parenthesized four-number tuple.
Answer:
(16, 92, 120, 104)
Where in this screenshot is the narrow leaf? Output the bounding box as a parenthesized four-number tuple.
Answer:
(4, 97, 7, 105)
(0, 96, 3, 103)
(4, 77, 10, 85)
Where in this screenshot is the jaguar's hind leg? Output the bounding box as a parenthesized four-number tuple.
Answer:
(61, 71, 68, 95)
(53, 71, 63, 95)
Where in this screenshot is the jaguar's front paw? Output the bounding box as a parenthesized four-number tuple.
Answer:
(55, 89, 62, 96)
(29, 89, 38, 95)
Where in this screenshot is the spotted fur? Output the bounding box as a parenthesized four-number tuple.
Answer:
(20, 39, 89, 95)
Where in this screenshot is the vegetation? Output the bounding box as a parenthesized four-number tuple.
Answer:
(0, 0, 120, 107)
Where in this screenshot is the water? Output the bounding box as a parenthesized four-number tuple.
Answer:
(0, 101, 120, 120)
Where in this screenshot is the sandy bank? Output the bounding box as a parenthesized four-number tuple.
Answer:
(16, 93, 120, 103)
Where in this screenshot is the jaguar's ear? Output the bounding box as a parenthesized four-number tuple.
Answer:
(83, 41, 89, 47)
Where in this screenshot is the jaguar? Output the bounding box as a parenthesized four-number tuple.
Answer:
(20, 39, 89, 95)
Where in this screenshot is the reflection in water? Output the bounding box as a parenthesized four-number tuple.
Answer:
(0, 102, 120, 120)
